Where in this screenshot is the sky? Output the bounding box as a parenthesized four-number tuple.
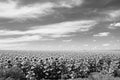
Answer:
(0, 0, 120, 51)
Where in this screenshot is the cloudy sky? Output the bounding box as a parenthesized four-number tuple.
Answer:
(0, 0, 120, 50)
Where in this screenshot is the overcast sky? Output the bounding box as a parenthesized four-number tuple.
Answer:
(0, 0, 120, 50)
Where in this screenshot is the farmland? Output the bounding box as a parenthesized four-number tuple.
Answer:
(0, 50, 120, 80)
(0, 50, 120, 59)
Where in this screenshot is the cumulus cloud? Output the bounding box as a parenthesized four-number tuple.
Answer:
(93, 32, 110, 37)
(109, 22, 120, 29)
(0, 20, 97, 37)
(114, 23, 120, 26)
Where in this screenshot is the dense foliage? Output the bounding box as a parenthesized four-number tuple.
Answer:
(0, 51, 120, 80)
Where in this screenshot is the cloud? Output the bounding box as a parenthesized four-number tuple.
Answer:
(0, 0, 84, 20)
(84, 44, 89, 47)
(0, 0, 54, 20)
(109, 10, 120, 19)
(57, 0, 83, 8)
(117, 40, 120, 43)
(109, 22, 120, 29)
(62, 39, 72, 42)
(0, 35, 54, 49)
(0, 43, 26, 47)
(114, 23, 120, 26)
(50, 34, 74, 38)
(0, 35, 41, 43)
(0, 20, 97, 37)
(93, 39, 97, 42)
(0, 43, 27, 50)
(102, 43, 110, 47)
(105, 9, 120, 21)
(93, 32, 110, 37)
(0, 20, 96, 45)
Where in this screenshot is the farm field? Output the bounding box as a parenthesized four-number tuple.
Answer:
(0, 0, 120, 80)
(0, 50, 120, 80)
(0, 50, 120, 59)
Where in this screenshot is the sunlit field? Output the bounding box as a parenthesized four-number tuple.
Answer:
(0, 50, 120, 59)
(0, 50, 120, 80)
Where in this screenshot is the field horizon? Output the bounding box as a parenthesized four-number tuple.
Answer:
(0, 49, 120, 59)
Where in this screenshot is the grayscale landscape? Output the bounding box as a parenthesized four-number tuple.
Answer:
(0, 0, 120, 80)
